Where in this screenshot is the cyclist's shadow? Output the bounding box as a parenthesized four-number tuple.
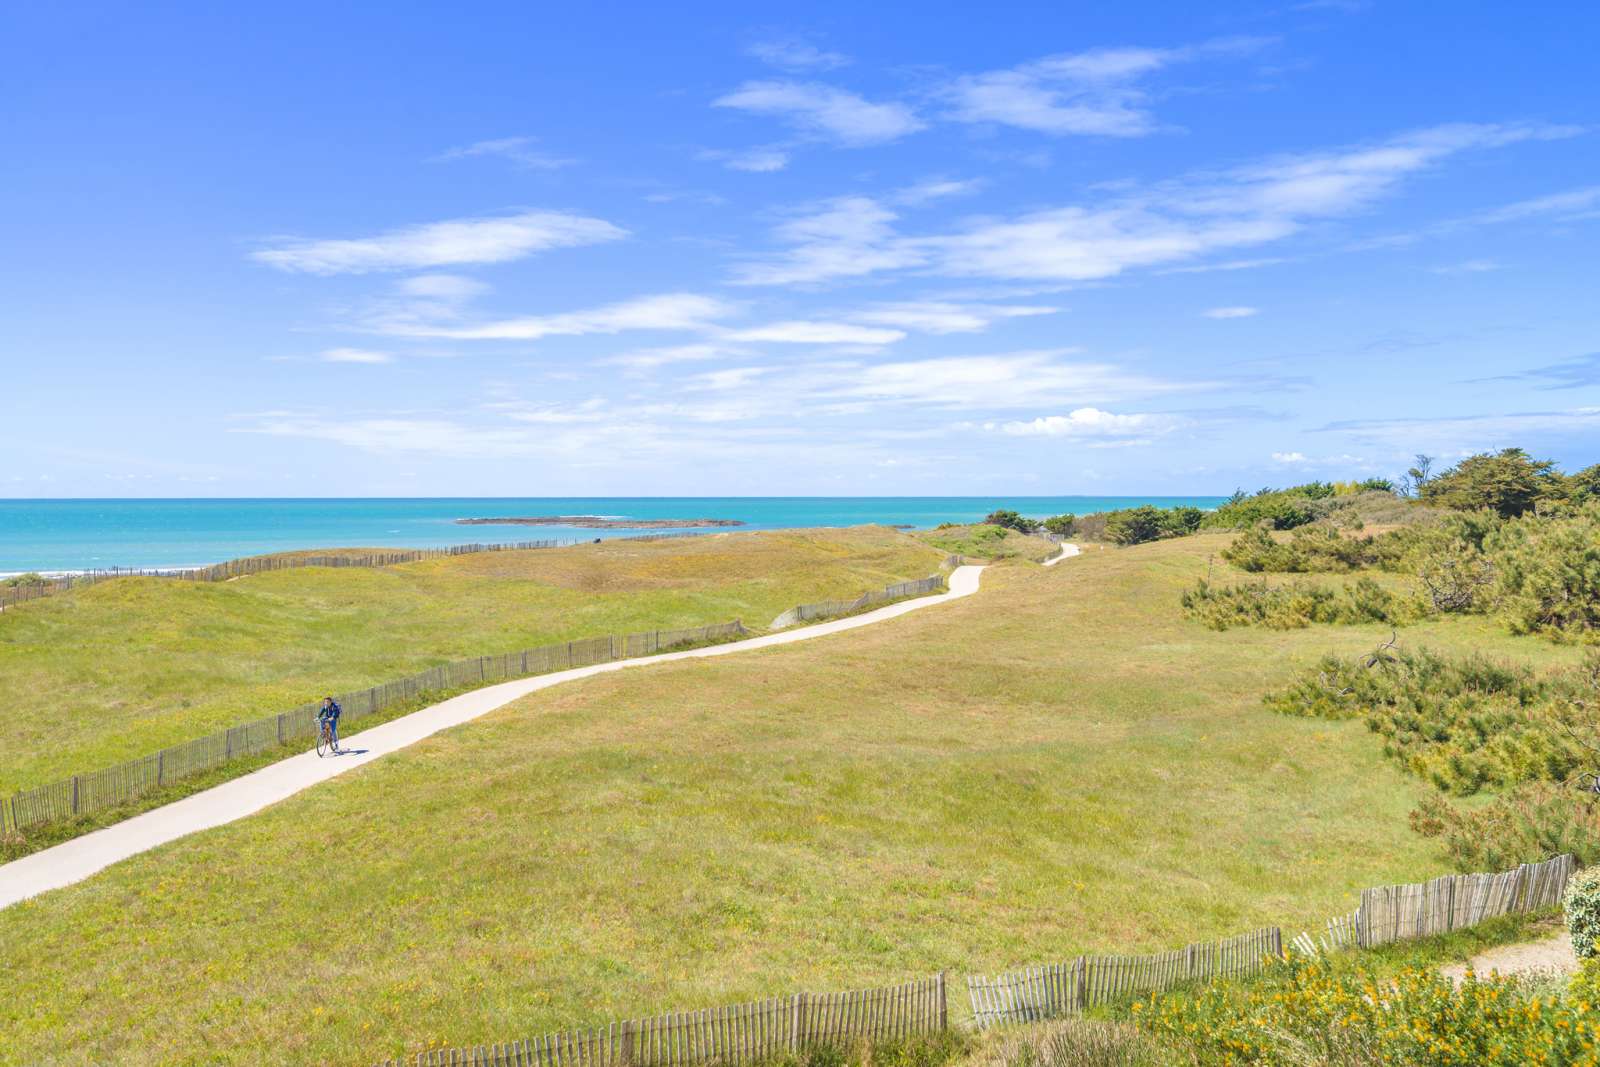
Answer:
(328, 747, 370, 757)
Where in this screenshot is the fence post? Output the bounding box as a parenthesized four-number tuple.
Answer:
(157, 750, 165, 787)
(1074, 956, 1087, 1012)
(277, 714, 285, 746)
(790, 993, 806, 1050)
(1268, 927, 1282, 959)
(936, 972, 947, 1031)
(620, 1020, 634, 1067)
(72, 775, 80, 815)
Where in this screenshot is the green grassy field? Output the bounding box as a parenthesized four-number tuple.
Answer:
(0, 527, 945, 791)
(1, 534, 1578, 1065)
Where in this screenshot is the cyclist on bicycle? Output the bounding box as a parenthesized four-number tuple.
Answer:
(318, 696, 342, 752)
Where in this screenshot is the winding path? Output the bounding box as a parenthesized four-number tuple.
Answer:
(1, 555, 1077, 911)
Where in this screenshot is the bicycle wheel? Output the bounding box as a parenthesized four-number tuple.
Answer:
(316, 724, 331, 758)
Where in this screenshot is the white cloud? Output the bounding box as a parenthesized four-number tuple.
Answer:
(321, 347, 392, 364)
(830, 350, 1203, 410)
(691, 366, 770, 391)
(1271, 451, 1309, 463)
(993, 407, 1177, 438)
(1472, 184, 1600, 224)
(603, 344, 738, 371)
(732, 196, 925, 285)
(746, 38, 851, 71)
(253, 211, 625, 275)
(944, 38, 1269, 137)
(432, 136, 575, 170)
(397, 274, 491, 300)
(849, 301, 1057, 334)
(1203, 306, 1259, 319)
(1319, 407, 1600, 447)
(713, 81, 924, 146)
(893, 178, 984, 206)
(700, 146, 792, 172)
(723, 321, 906, 345)
(735, 123, 1563, 286)
(385, 292, 733, 340)
(1429, 259, 1499, 275)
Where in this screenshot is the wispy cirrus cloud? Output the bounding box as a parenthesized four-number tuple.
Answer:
(746, 38, 851, 72)
(431, 135, 575, 170)
(1317, 407, 1600, 447)
(721, 321, 905, 345)
(734, 123, 1575, 285)
(990, 407, 1184, 442)
(1473, 353, 1600, 391)
(942, 37, 1272, 137)
(321, 347, 393, 364)
(253, 211, 625, 274)
(713, 81, 924, 146)
(380, 292, 733, 340)
(1203, 306, 1259, 319)
(848, 301, 1057, 334)
(698, 146, 792, 172)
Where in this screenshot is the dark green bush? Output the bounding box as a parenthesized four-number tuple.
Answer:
(1266, 648, 1600, 795)
(1410, 783, 1600, 870)
(984, 509, 1039, 534)
(1182, 576, 1410, 630)
(1041, 513, 1075, 537)
(1486, 504, 1600, 640)
(1422, 447, 1561, 517)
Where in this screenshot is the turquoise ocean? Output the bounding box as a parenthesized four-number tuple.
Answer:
(0, 497, 1227, 573)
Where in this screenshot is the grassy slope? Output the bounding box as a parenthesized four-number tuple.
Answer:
(0, 527, 944, 791)
(913, 524, 1059, 562)
(2, 534, 1579, 1065)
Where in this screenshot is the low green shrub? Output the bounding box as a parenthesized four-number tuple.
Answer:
(1566, 865, 1600, 960)
(1572, 956, 1600, 1004)
(1103, 505, 1202, 546)
(984, 509, 1039, 534)
(1041, 514, 1075, 537)
(1487, 504, 1600, 640)
(1266, 648, 1599, 795)
(1181, 575, 1412, 631)
(1410, 783, 1600, 870)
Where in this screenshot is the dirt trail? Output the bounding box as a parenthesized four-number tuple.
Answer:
(1441, 930, 1577, 982)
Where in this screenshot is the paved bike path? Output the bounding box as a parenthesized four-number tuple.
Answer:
(1, 556, 1084, 910)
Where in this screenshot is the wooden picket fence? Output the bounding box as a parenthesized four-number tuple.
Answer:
(1353, 853, 1575, 947)
(769, 575, 945, 630)
(0, 619, 746, 834)
(375, 976, 947, 1067)
(965, 927, 1281, 1028)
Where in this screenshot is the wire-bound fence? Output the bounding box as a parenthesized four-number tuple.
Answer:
(966, 928, 1281, 1028)
(0, 619, 747, 834)
(375, 975, 948, 1067)
(769, 575, 945, 630)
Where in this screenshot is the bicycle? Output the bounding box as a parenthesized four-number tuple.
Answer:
(316, 717, 339, 757)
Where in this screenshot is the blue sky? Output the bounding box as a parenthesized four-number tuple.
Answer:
(4, 1, 1598, 497)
